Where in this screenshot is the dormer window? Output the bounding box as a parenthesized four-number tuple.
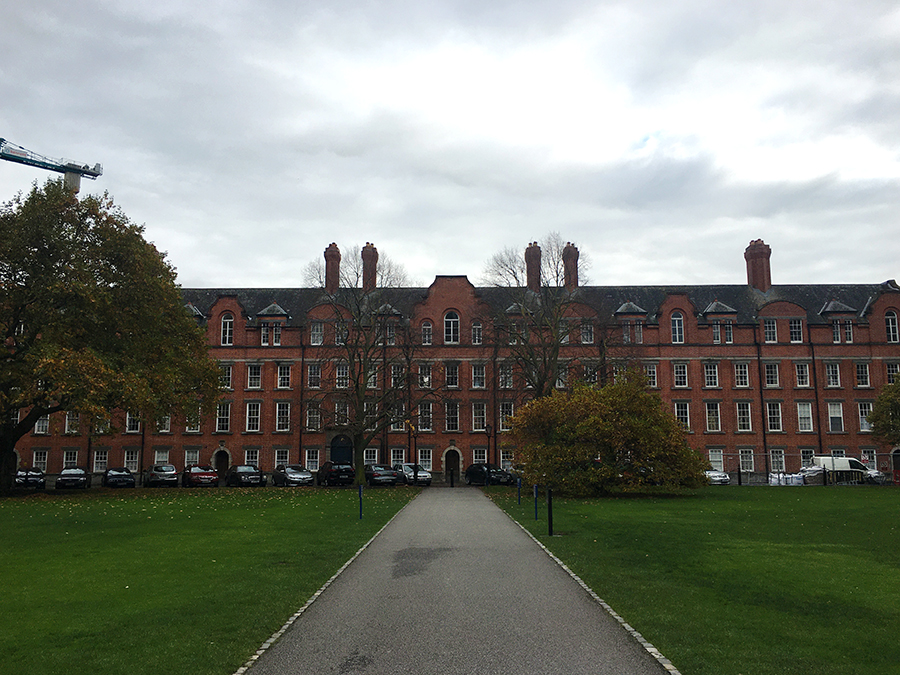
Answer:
(444, 312, 460, 344)
(221, 314, 234, 346)
(671, 312, 684, 344)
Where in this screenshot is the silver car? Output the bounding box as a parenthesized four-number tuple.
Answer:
(145, 464, 178, 487)
(393, 463, 432, 486)
(705, 469, 730, 485)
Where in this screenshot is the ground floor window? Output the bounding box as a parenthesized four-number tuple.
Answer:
(124, 449, 139, 472)
(185, 448, 200, 466)
(500, 450, 514, 470)
(708, 448, 724, 471)
(391, 447, 405, 466)
(770, 448, 785, 473)
(306, 448, 319, 471)
(33, 450, 47, 472)
(274, 448, 289, 467)
(93, 450, 108, 473)
(245, 448, 259, 466)
(364, 447, 377, 465)
(473, 447, 487, 464)
(418, 448, 432, 471)
(154, 449, 169, 464)
(739, 448, 754, 472)
(800, 448, 814, 467)
(64, 450, 78, 468)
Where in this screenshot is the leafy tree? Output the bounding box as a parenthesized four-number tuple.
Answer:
(0, 180, 221, 492)
(510, 376, 707, 496)
(867, 382, 900, 447)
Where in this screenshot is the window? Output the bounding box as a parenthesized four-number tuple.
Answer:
(124, 449, 139, 472)
(826, 363, 840, 388)
(472, 322, 482, 345)
(712, 321, 721, 344)
(273, 323, 282, 346)
(382, 322, 396, 346)
(444, 312, 460, 344)
(185, 448, 199, 466)
(126, 412, 141, 434)
(858, 402, 873, 432)
(789, 319, 803, 343)
(275, 448, 289, 466)
(739, 448, 754, 472)
(306, 403, 320, 431)
(581, 322, 594, 344)
(308, 364, 321, 389)
(671, 312, 684, 344)
(559, 321, 570, 345)
(705, 403, 721, 432)
(418, 402, 432, 431)
(556, 363, 568, 389)
(856, 363, 870, 388)
(278, 364, 291, 389)
(445, 363, 459, 388)
(391, 364, 404, 388)
(500, 401, 514, 431)
(704, 363, 719, 388)
(336, 363, 349, 389)
(472, 402, 486, 431)
(887, 311, 899, 343)
(391, 448, 405, 466)
(445, 401, 459, 432)
(795, 363, 810, 388)
(246, 402, 261, 432)
(216, 403, 231, 433)
(708, 449, 724, 471)
(673, 363, 688, 388)
(797, 402, 814, 432)
(635, 320, 643, 344)
(34, 414, 50, 435)
(335, 400, 349, 425)
(644, 364, 657, 388)
(418, 363, 432, 389)
(583, 364, 598, 384)
(765, 363, 779, 388)
(827, 402, 844, 432)
(33, 450, 47, 471)
(501, 450, 514, 471)
(365, 402, 377, 430)
(473, 447, 487, 464)
(335, 322, 347, 345)
(261, 323, 270, 346)
(65, 411, 79, 434)
(247, 364, 262, 389)
(499, 363, 513, 389)
(888, 363, 899, 384)
(418, 448, 432, 471)
(734, 363, 749, 388)
(306, 449, 319, 471)
(156, 415, 171, 433)
(185, 412, 201, 433)
(276, 402, 290, 432)
(390, 403, 405, 431)
(472, 364, 486, 389)
(832, 320, 842, 344)
(767, 402, 782, 432)
(770, 448, 785, 473)
(800, 448, 814, 467)
(93, 449, 108, 473)
(219, 364, 233, 389)
(675, 402, 690, 429)
(310, 321, 324, 345)
(64, 450, 78, 468)
(844, 320, 853, 344)
(245, 449, 259, 466)
(622, 321, 631, 344)
(736, 402, 752, 432)
(421, 322, 432, 345)
(221, 313, 234, 346)
(363, 448, 377, 465)
(763, 318, 777, 343)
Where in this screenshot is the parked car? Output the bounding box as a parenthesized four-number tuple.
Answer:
(144, 464, 178, 488)
(181, 465, 219, 487)
(272, 464, 314, 487)
(393, 463, 432, 486)
(101, 467, 136, 488)
(464, 463, 515, 486)
(316, 461, 355, 486)
(15, 468, 46, 489)
(364, 464, 400, 486)
(225, 464, 267, 487)
(55, 467, 91, 489)
(705, 469, 730, 485)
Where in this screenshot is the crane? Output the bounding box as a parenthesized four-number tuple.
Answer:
(0, 137, 102, 193)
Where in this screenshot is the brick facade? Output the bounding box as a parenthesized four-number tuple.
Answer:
(14, 240, 900, 482)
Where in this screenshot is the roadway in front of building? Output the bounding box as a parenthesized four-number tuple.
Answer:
(240, 487, 676, 675)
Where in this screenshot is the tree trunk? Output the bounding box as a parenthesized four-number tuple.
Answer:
(0, 435, 17, 494)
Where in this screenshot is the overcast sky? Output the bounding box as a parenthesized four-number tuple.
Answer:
(2, 1, 898, 289)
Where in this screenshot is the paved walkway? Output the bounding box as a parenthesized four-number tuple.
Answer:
(242, 488, 675, 675)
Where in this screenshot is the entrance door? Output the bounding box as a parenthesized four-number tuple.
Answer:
(330, 435, 354, 464)
(214, 450, 229, 484)
(445, 448, 460, 483)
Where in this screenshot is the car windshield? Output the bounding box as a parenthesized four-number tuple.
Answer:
(108, 468, 130, 475)
(61, 468, 82, 475)
(191, 466, 213, 473)
(332, 464, 352, 470)
(286, 466, 307, 474)
(236, 466, 257, 473)
(371, 465, 391, 470)
(157, 465, 176, 472)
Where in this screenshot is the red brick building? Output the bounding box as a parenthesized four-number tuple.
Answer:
(14, 239, 900, 483)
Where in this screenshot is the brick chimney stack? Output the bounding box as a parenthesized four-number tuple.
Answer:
(525, 242, 541, 293)
(324, 243, 341, 294)
(744, 239, 772, 293)
(562, 242, 579, 292)
(361, 242, 378, 293)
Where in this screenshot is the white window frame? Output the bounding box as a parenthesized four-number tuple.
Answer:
(472, 402, 486, 432)
(704, 363, 719, 388)
(421, 321, 432, 345)
(276, 402, 291, 432)
(887, 311, 899, 343)
(247, 364, 262, 389)
(673, 363, 688, 388)
(472, 364, 486, 389)
(499, 401, 514, 431)
(856, 363, 870, 388)
(708, 448, 724, 472)
(246, 402, 261, 432)
(767, 402, 782, 432)
(765, 363, 780, 388)
(826, 363, 841, 388)
(828, 402, 844, 433)
(216, 403, 231, 433)
(705, 402, 721, 432)
(308, 363, 321, 389)
(644, 363, 657, 388)
(797, 402, 814, 432)
(472, 322, 482, 345)
(763, 318, 777, 343)
(306, 448, 319, 471)
(221, 313, 234, 346)
(736, 402, 752, 432)
(310, 321, 324, 345)
(734, 363, 749, 388)
(278, 364, 291, 389)
(671, 312, 684, 344)
(858, 402, 873, 432)
(675, 402, 690, 429)
(335, 363, 349, 389)
(795, 363, 810, 388)
(770, 448, 785, 472)
(445, 401, 459, 432)
(444, 312, 460, 344)
(219, 364, 233, 390)
(418, 402, 432, 431)
(789, 319, 803, 343)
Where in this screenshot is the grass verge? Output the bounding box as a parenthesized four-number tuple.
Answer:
(489, 485, 899, 675)
(1, 486, 418, 675)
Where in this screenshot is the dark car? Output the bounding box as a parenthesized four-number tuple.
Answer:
(15, 468, 46, 489)
(225, 464, 267, 487)
(144, 464, 178, 488)
(393, 463, 432, 486)
(464, 463, 515, 486)
(272, 464, 314, 487)
(316, 461, 355, 486)
(55, 467, 91, 489)
(364, 464, 399, 487)
(101, 467, 136, 488)
(182, 465, 219, 487)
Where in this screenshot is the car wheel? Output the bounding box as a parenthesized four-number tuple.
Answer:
(465, 475, 471, 485)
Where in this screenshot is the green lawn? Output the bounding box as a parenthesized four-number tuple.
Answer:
(0, 486, 418, 675)
(489, 485, 900, 675)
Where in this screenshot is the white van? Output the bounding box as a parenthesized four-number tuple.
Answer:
(810, 456, 867, 484)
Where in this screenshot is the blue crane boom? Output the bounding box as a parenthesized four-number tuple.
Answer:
(0, 137, 102, 192)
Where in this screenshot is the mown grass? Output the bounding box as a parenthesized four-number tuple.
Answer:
(0, 486, 418, 675)
(489, 485, 900, 675)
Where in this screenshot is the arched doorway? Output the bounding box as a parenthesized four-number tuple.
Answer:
(214, 444, 230, 485)
(444, 447, 461, 484)
(330, 435, 353, 464)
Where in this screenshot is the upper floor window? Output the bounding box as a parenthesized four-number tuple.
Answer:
(472, 364, 486, 389)
(789, 319, 803, 343)
(704, 363, 719, 388)
(856, 363, 870, 388)
(278, 364, 292, 389)
(671, 312, 684, 344)
(844, 320, 853, 344)
(673, 363, 688, 388)
(310, 322, 324, 345)
(734, 363, 749, 388)
(260, 323, 270, 346)
(825, 363, 841, 388)
(763, 318, 777, 343)
(445, 363, 459, 388)
(220, 364, 233, 389)
(444, 312, 460, 344)
(581, 322, 594, 344)
(832, 320, 842, 344)
(221, 314, 234, 346)
(247, 364, 262, 389)
(472, 322, 483, 345)
(272, 323, 282, 346)
(125, 412, 141, 434)
(308, 364, 321, 389)
(795, 363, 810, 387)
(887, 311, 899, 343)
(421, 322, 433, 345)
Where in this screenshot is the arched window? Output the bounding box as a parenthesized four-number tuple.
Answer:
(421, 321, 432, 345)
(221, 313, 234, 346)
(444, 312, 460, 344)
(887, 311, 899, 343)
(671, 312, 684, 344)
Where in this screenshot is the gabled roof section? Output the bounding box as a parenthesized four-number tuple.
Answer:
(703, 300, 738, 315)
(184, 302, 205, 319)
(819, 299, 857, 315)
(615, 301, 647, 315)
(257, 301, 289, 318)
